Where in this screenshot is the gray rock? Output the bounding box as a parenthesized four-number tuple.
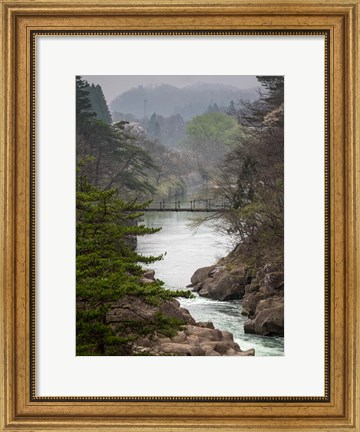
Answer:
(198, 282, 210, 297)
(207, 272, 246, 301)
(190, 265, 216, 285)
(241, 291, 268, 317)
(255, 297, 283, 315)
(156, 342, 205, 356)
(244, 319, 255, 334)
(143, 269, 156, 281)
(196, 321, 215, 329)
(159, 299, 196, 325)
(192, 283, 202, 293)
(241, 263, 284, 337)
(140, 277, 155, 284)
(264, 271, 284, 290)
(238, 348, 255, 356)
(191, 263, 248, 301)
(253, 305, 284, 336)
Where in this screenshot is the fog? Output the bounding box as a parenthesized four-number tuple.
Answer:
(82, 75, 260, 104)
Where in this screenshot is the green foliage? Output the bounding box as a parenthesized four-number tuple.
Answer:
(256, 76, 284, 108)
(76, 176, 191, 355)
(75, 77, 193, 356)
(77, 176, 157, 354)
(86, 83, 112, 124)
(182, 112, 242, 171)
(113, 313, 186, 344)
(76, 77, 156, 198)
(77, 118, 156, 196)
(153, 313, 187, 338)
(76, 76, 96, 123)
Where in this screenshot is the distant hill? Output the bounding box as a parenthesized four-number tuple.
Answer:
(110, 83, 259, 121)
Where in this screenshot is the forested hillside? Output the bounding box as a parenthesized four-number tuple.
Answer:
(110, 83, 258, 121)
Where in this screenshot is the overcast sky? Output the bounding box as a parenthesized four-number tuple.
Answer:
(82, 75, 260, 104)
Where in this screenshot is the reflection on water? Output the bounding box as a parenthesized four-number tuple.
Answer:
(137, 211, 284, 356)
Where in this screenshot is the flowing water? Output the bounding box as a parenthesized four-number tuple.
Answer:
(137, 211, 284, 356)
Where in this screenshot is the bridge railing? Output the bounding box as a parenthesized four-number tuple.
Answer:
(142, 199, 231, 212)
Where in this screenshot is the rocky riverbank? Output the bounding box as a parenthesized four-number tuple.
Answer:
(188, 247, 284, 337)
(106, 270, 255, 356)
(241, 263, 284, 336)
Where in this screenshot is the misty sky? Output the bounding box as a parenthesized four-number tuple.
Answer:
(82, 75, 260, 105)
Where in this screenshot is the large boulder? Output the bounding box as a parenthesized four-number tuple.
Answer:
(255, 297, 283, 315)
(245, 304, 284, 336)
(190, 265, 215, 285)
(159, 299, 196, 325)
(107, 296, 194, 326)
(190, 264, 249, 301)
(241, 263, 284, 337)
(241, 291, 270, 317)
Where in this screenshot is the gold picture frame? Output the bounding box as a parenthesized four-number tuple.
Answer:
(1, 1, 359, 430)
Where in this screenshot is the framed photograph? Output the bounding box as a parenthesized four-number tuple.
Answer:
(1, 1, 359, 431)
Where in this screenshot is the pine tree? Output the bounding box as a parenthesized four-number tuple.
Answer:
(76, 175, 191, 355)
(87, 84, 112, 124)
(76, 77, 155, 198)
(76, 76, 95, 122)
(148, 112, 161, 139)
(227, 100, 236, 116)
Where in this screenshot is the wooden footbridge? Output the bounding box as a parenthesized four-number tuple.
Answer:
(142, 199, 230, 212)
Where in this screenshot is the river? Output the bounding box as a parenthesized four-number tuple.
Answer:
(137, 211, 284, 356)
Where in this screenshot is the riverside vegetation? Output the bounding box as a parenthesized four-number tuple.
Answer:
(76, 75, 284, 356)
